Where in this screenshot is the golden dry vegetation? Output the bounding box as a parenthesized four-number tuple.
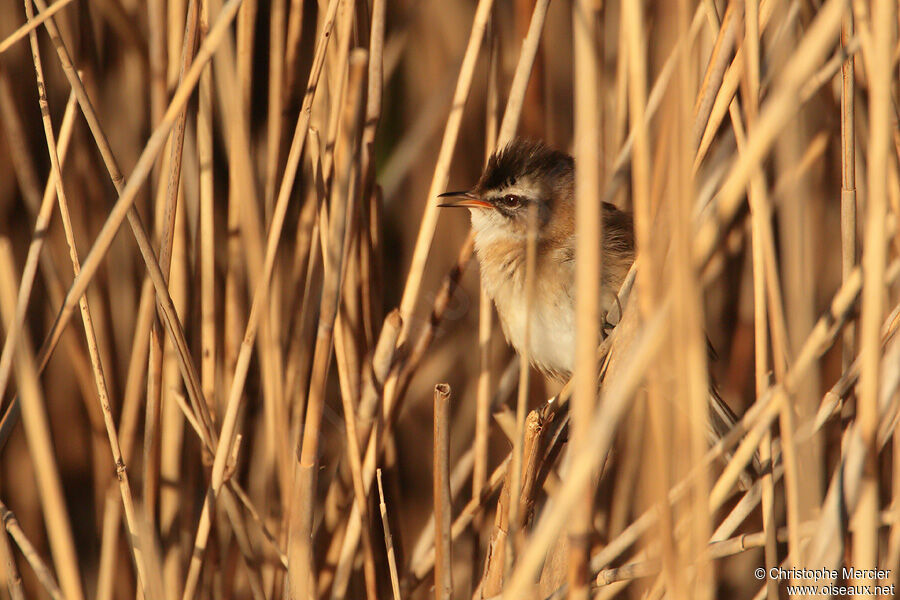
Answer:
(0, 0, 898, 599)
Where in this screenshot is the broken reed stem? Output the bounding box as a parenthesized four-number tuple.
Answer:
(377, 470, 403, 600)
(434, 384, 453, 600)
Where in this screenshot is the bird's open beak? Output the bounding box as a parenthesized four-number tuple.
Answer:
(437, 190, 492, 209)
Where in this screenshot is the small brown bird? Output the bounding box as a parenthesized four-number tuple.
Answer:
(438, 138, 633, 380)
(439, 138, 745, 456)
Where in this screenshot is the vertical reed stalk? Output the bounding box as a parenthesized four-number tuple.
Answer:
(570, 0, 601, 598)
(434, 383, 453, 600)
(0, 241, 85, 600)
(291, 47, 368, 600)
(853, 0, 894, 590)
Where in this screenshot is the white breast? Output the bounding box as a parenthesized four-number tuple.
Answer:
(476, 246, 576, 379)
(493, 279, 575, 379)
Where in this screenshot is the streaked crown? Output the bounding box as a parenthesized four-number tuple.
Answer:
(472, 139, 574, 223)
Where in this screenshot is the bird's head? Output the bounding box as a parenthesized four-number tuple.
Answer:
(438, 138, 575, 244)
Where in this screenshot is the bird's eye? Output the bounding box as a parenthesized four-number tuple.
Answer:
(499, 194, 522, 209)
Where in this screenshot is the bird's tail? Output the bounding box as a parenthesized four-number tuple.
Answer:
(706, 384, 761, 491)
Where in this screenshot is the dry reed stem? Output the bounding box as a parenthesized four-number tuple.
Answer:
(170, 385, 287, 570)
(20, 1, 150, 593)
(474, 25, 499, 510)
(0, 86, 77, 447)
(670, 2, 714, 597)
(0, 240, 84, 600)
(282, 0, 304, 105)
(407, 456, 512, 590)
(0, 510, 24, 600)
(482, 409, 545, 597)
(361, 0, 385, 194)
(0, 498, 24, 600)
(319, 0, 358, 182)
(474, 279, 493, 490)
(143, 0, 199, 537)
(603, 4, 705, 207)
(570, 0, 601, 597)
(176, 3, 339, 597)
(840, 8, 857, 380)
(694, 0, 844, 269)
(597, 520, 826, 586)
(693, 0, 777, 171)
(806, 335, 900, 573)
(264, 0, 286, 208)
(377, 469, 402, 600)
(503, 303, 668, 599)
(291, 46, 368, 600)
(24, 0, 209, 443)
(577, 251, 899, 595)
(198, 0, 215, 417)
(0, 0, 244, 453)
(147, 0, 166, 131)
(434, 383, 453, 600)
(0, 499, 63, 600)
(495, 0, 550, 146)
(394, 0, 494, 344)
(0, 0, 76, 55)
(405, 359, 519, 584)
(692, 0, 741, 151)
(331, 271, 380, 599)
(508, 201, 537, 569)
(742, 1, 778, 598)
(210, 0, 337, 491)
(621, 2, 678, 597)
(332, 234, 475, 580)
(482, 0, 552, 571)
(853, 0, 894, 590)
(708, 224, 896, 507)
